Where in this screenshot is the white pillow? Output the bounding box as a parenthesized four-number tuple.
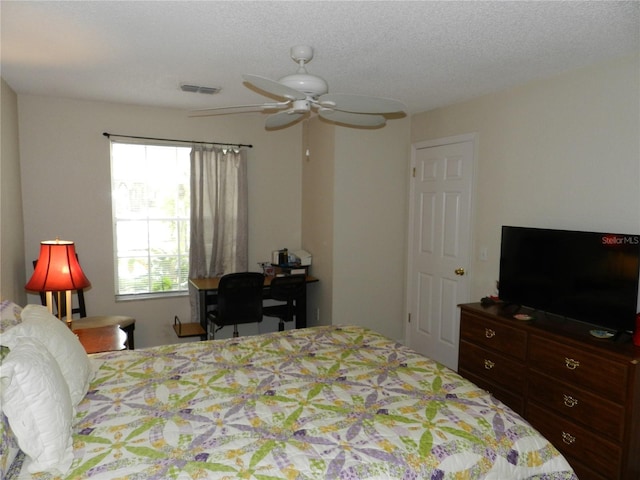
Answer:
(0, 337, 74, 474)
(1, 305, 93, 407)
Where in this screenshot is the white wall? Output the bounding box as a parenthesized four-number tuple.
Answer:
(301, 117, 335, 328)
(332, 119, 410, 341)
(0, 78, 26, 304)
(18, 95, 302, 347)
(411, 55, 640, 302)
(301, 116, 411, 342)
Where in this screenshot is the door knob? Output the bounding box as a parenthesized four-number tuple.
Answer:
(455, 267, 465, 276)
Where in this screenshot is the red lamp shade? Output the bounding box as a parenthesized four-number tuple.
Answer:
(25, 240, 91, 292)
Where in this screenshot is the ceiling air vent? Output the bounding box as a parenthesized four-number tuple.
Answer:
(198, 86, 221, 95)
(180, 83, 221, 94)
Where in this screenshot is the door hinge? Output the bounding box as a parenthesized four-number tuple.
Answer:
(412, 167, 416, 178)
(408, 313, 411, 323)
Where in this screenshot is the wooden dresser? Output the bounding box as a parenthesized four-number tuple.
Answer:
(458, 303, 640, 480)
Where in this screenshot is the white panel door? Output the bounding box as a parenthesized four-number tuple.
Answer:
(406, 138, 474, 370)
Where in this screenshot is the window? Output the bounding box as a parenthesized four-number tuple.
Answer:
(111, 142, 191, 298)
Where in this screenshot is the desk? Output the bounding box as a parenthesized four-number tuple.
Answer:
(189, 275, 318, 339)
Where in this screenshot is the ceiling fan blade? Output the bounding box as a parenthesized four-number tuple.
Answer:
(188, 102, 289, 117)
(318, 93, 406, 114)
(243, 74, 306, 101)
(265, 111, 306, 129)
(318, 109, 386, 127)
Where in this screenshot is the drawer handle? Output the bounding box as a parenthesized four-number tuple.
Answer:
(564, 357, 580, 370)
(563, 394, 579, 408)
(485, 328, 496, 339)
(561, 431, 576, 445)
(484, 359, 495, 370)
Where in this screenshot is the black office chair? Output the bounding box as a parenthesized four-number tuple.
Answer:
(263, 274, 306, 332)
(207, 272, 265, 338)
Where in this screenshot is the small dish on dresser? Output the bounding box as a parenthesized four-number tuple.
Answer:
(589, 329, 615, 339)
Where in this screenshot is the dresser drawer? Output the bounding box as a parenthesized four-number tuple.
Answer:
(460, 311, 527, 360)
(527, 403, 622, 480)
(458, 340, 526, 394)
(529, 335, 628, 402)
(458, 368, 525, 414)
(528, 370, 625, 442)
(566, 458, 609, 480)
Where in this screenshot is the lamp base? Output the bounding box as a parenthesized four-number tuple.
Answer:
(47, 290, 73, 329)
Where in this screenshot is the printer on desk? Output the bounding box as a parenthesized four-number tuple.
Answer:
(270, 249, 312, 275)
(291, 249, 312, 266)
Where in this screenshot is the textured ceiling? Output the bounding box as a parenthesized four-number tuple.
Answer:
(2, 1, 638, 115)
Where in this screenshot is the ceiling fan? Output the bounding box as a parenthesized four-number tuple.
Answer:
(190, 45, 407, 130)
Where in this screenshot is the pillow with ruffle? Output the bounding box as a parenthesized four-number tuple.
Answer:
(1, 305, 93, 408)
(0, 337, 74, 474)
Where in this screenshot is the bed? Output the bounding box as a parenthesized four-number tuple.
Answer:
(1, 301, 577, 479)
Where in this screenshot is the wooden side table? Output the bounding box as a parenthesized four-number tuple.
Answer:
(74, 325, 127, 354)
(72, 315, 136, 349)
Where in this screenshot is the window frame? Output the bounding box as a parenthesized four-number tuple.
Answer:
(109, 139, 191, 301)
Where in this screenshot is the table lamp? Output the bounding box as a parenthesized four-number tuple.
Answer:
(25, 239, 91, 328)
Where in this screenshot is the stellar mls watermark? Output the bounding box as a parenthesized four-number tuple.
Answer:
(601, 235, 640, 245)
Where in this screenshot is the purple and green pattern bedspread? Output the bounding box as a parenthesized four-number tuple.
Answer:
(18, 325, 577, 479)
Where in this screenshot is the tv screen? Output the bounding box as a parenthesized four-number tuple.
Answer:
(499, 226, 640, 332)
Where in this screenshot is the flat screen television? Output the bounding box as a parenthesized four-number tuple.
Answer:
(498, 226, 640, 333)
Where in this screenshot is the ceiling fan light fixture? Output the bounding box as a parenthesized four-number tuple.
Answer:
(291, 99, 311, 113)
(278, 73, 328, 97)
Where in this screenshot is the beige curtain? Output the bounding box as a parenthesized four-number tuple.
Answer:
(189, 145, 248, 322)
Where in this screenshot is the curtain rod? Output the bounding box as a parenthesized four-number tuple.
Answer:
(102, 132, 253, 149)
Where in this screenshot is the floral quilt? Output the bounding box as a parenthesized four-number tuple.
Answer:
(15, 325, 577, 479)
